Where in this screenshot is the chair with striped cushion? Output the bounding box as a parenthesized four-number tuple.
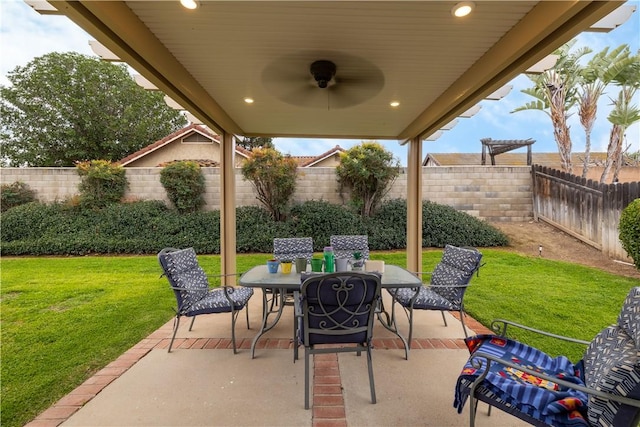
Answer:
(389, 245, 483, 343)
(158, 247, 253, 353)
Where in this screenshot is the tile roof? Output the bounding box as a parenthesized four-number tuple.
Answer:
(299, 145, 345, 167)
(117, 124, 250, 166)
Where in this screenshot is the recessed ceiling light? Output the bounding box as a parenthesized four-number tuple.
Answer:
(390, 101, 400, 108)
(244, 97, 254, 104)
(180, 0, 199, 10)
(452, 1, 474, 18)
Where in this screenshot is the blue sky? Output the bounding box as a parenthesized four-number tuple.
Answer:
(1, 0, 638, 165)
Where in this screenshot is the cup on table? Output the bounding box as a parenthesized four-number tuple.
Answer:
(310, 257, 324, 272)
(281, 261, 292, 274)
(335, 258, 350, 272)
(266, 259, 280, 273)
(295, 257, 307, 273)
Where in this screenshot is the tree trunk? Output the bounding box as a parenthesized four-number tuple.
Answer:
(600, 124, 623, 184)
(548, 82, 573, 174)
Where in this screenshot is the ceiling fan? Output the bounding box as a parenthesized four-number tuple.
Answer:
(261, 51, 385, 109)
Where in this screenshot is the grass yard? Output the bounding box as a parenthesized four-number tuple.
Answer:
(1, 250, 638, 427)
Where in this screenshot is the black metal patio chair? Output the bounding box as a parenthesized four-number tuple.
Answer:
(294, 272, 382, 409)
(158, 247, 253, 353)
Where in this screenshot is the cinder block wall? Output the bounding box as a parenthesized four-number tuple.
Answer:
(1, 166, 533, 221)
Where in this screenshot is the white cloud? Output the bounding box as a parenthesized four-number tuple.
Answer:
(0, 0, 94, 86)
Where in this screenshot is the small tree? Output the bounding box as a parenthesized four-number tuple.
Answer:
(236, 137, 274, 151)
(336, 141, 400, 218)
(76, 160, 128, 209)
(160, 161, 206, 214)
(241, 147, 297, 221)
(619, 198, 640, 269)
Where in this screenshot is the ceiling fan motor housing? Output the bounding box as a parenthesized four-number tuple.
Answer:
(310, 60, 336, 88)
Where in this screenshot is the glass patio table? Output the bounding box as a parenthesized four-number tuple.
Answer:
(239, 264, 422, 359)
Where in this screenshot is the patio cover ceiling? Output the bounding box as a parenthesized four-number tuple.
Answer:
(47, 1, 623, 144)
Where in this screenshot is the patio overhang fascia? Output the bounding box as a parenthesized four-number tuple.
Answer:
(403, 0, 624, 143)
(48, 0, 623, 144)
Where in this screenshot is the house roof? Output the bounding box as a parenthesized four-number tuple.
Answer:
(299, 145, 345, 167)
(423, 152, 611, 167)
(117, 124, 250, 166)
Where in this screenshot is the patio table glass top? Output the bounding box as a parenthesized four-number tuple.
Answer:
(239, 264, 422, 290)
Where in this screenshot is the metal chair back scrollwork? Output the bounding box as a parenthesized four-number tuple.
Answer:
(294, 272, 382, 409)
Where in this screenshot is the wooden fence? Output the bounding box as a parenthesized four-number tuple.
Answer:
(532, 165, 640, 261)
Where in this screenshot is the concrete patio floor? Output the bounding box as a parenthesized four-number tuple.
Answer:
(28, 291, 528, 427)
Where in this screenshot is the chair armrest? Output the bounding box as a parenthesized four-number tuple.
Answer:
(489, 319, 590, 345)
(468, 351, 640, 408)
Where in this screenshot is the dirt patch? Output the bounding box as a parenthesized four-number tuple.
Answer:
(490, 220, 640, 280)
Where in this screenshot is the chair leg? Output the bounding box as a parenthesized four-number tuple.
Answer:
(459, 309, 469, 338)
(188, 316, 196, 331)
(245, 304, 251, 329)
(366, 345, 377, 404)
(440, 310, 448, 327)
(168, 314, 181, 353)
(304, 348, 311, 409)
(407, 307, 415, 349)
(293, 314, 299, 362)
(231, 309, 238, 354)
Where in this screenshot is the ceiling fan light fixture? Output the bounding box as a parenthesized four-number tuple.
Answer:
(452, 1, 474, 17)
(390, 101, 400, 108)
(244, 97, 254, 104)
(310, 60, 337, 89)
(180, 0, 199, 10)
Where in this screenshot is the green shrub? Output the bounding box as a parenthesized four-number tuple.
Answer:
(619, 198, 640, 269)
(0, 199, 509, 256)
(236, 206, 292, 253)
(160, 161, 206, 214)
(289, 200, 365, 251)
(76, 160, 128, 209)
(0, 181, 36, 212)
(366, 198, 407, 249)
(0, 201, 78, 242)
(422, 200, 509, 247)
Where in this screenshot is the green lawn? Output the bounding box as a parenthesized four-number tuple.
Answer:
(1, 251, 637, 427)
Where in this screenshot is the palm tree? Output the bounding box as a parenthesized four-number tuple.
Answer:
(601, 86, 640, 183)
(600, 51, 640, 184)
(577, 45, 633, 178)
(513, 41, 590, 174)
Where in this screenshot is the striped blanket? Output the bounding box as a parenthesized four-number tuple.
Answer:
(454, 335, 589, 426)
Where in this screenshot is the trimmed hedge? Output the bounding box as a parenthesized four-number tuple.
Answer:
(1, 199, 509, 255)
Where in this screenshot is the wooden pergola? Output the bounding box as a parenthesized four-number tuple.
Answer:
(481, 138, 536, 166)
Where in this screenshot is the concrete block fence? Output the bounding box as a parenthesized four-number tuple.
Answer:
(1, 166, 533, 222)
